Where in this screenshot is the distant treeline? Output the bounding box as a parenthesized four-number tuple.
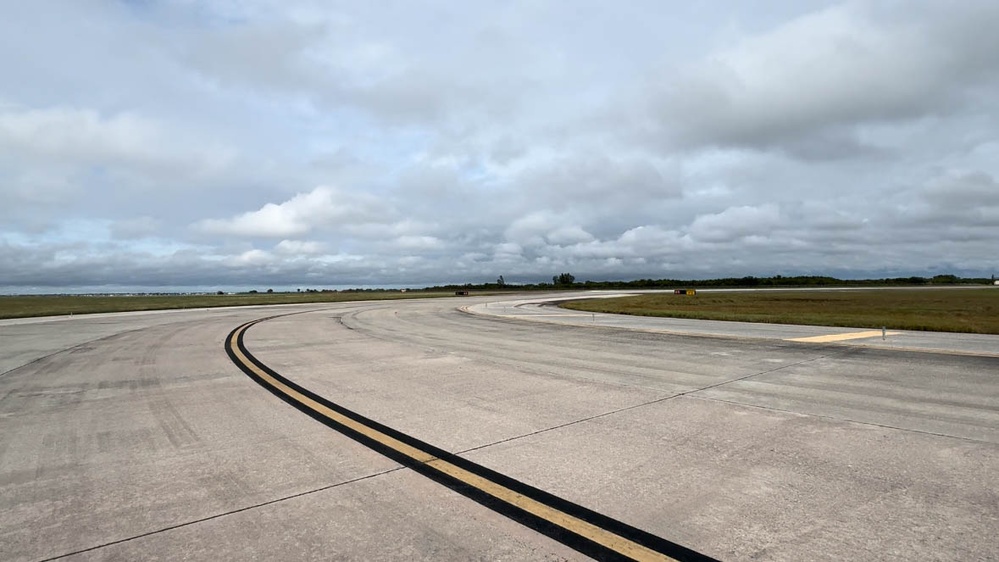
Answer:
(423, 273, 995, 292)
(232, 274, 994, 295)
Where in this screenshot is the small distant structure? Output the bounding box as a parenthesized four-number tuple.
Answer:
(993, 280, 999, 286)
(674, 289, 696, 295)
(455, 290, 470, 296)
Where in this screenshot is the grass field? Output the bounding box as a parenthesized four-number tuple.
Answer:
(561, 288, 999, 334)
(0, 291, 460, 320)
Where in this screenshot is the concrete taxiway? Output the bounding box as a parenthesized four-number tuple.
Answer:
(1, 292, 997, 561)
(466, 293, 999, 357)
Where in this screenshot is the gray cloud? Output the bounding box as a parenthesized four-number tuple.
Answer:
(1, 1, 998, 292)
(638, 2, 999, 157)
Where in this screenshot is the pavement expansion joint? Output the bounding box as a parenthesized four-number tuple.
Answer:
(459, 351, 838, 458)
(677, 352, 834, 399)
(455, 392, 680, 456)
(690, 394, 996, 445)
(38, 468, 405, 562)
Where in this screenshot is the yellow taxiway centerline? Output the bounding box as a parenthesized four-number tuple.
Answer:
(227, 322, 680, 562)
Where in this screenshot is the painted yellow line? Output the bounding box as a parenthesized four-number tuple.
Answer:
(506, 313, 593, 317)
(788, 330, 897, 343)
(228, 323, 678, 562)
(229, 326, 437, 464)
(421, 458, 674, 561)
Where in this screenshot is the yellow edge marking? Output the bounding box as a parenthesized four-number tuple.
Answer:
(788, 330, 898, 343)
(229, 324, 677, 562)
(505, 313, 593, 317)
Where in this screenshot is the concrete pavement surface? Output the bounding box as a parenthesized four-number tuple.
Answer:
(467, 292, 999, 357)
(1, 292, 997, 561)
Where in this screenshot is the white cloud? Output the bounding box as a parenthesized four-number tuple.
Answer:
(493, 242, 523, 257)
(547, 226, 595, 246)
(0, 102, 234, 174)
(689, 205, 782, 243)
(0, 104, 155, 161)
(228, 249, 274, 266)
(197, 186, 384, 238)
(275, 239, 326, 255)
(504, 212, 555, 247)
(618, 225, 687, 252)
(394, 235, 443, 250)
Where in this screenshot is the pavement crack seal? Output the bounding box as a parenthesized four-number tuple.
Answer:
(677, 352, 835, 399)
(688, 394, 995, 445)
(39, 468, 404, 561)
(456, 393, 680, 456)
(459, 352, 840, 459)
(226, 316, 718, 562)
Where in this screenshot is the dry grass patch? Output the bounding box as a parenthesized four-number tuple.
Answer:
(0, 291, 456, 320)
(561, 288, 999, 334)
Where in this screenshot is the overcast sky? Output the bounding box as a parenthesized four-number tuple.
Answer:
(3, 1, 998, 291)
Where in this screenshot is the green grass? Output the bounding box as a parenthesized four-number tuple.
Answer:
(0, 291, 461, 320)
(561, 288, 999, 334)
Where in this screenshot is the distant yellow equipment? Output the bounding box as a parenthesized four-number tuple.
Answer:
(673, 289, 696, 296)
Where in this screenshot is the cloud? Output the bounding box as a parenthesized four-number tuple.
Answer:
(922, 171, 999, 209)
(893, 171, 999, 228)
(0, 102, 233, 173)
(0, 104, 156, 162)
(343, 219, 440, 240)
(110, 217, 162, 240)
(641, 2, 999, 156)
(275, 239, 327, 255)
(393, 235, 443, 251)
(184, 19, 336, 99)
(229, 249, 274, 266)
(179, 7, 538, 127)
(0, 100, 243, 237)
(197, 186, 385, 238)
(520, 154, 681, 210)
(689, 205, 782, 243)
(547, 226, 596, 246)
(2, 2, 998, 291)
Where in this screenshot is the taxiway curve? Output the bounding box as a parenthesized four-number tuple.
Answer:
(1, 293, 997, 561)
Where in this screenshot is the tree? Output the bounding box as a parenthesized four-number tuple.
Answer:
(553, 272, 576, 286)
(497, 275, 506, 287)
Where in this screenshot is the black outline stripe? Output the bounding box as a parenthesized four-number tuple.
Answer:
(226, 317, 719, 562)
